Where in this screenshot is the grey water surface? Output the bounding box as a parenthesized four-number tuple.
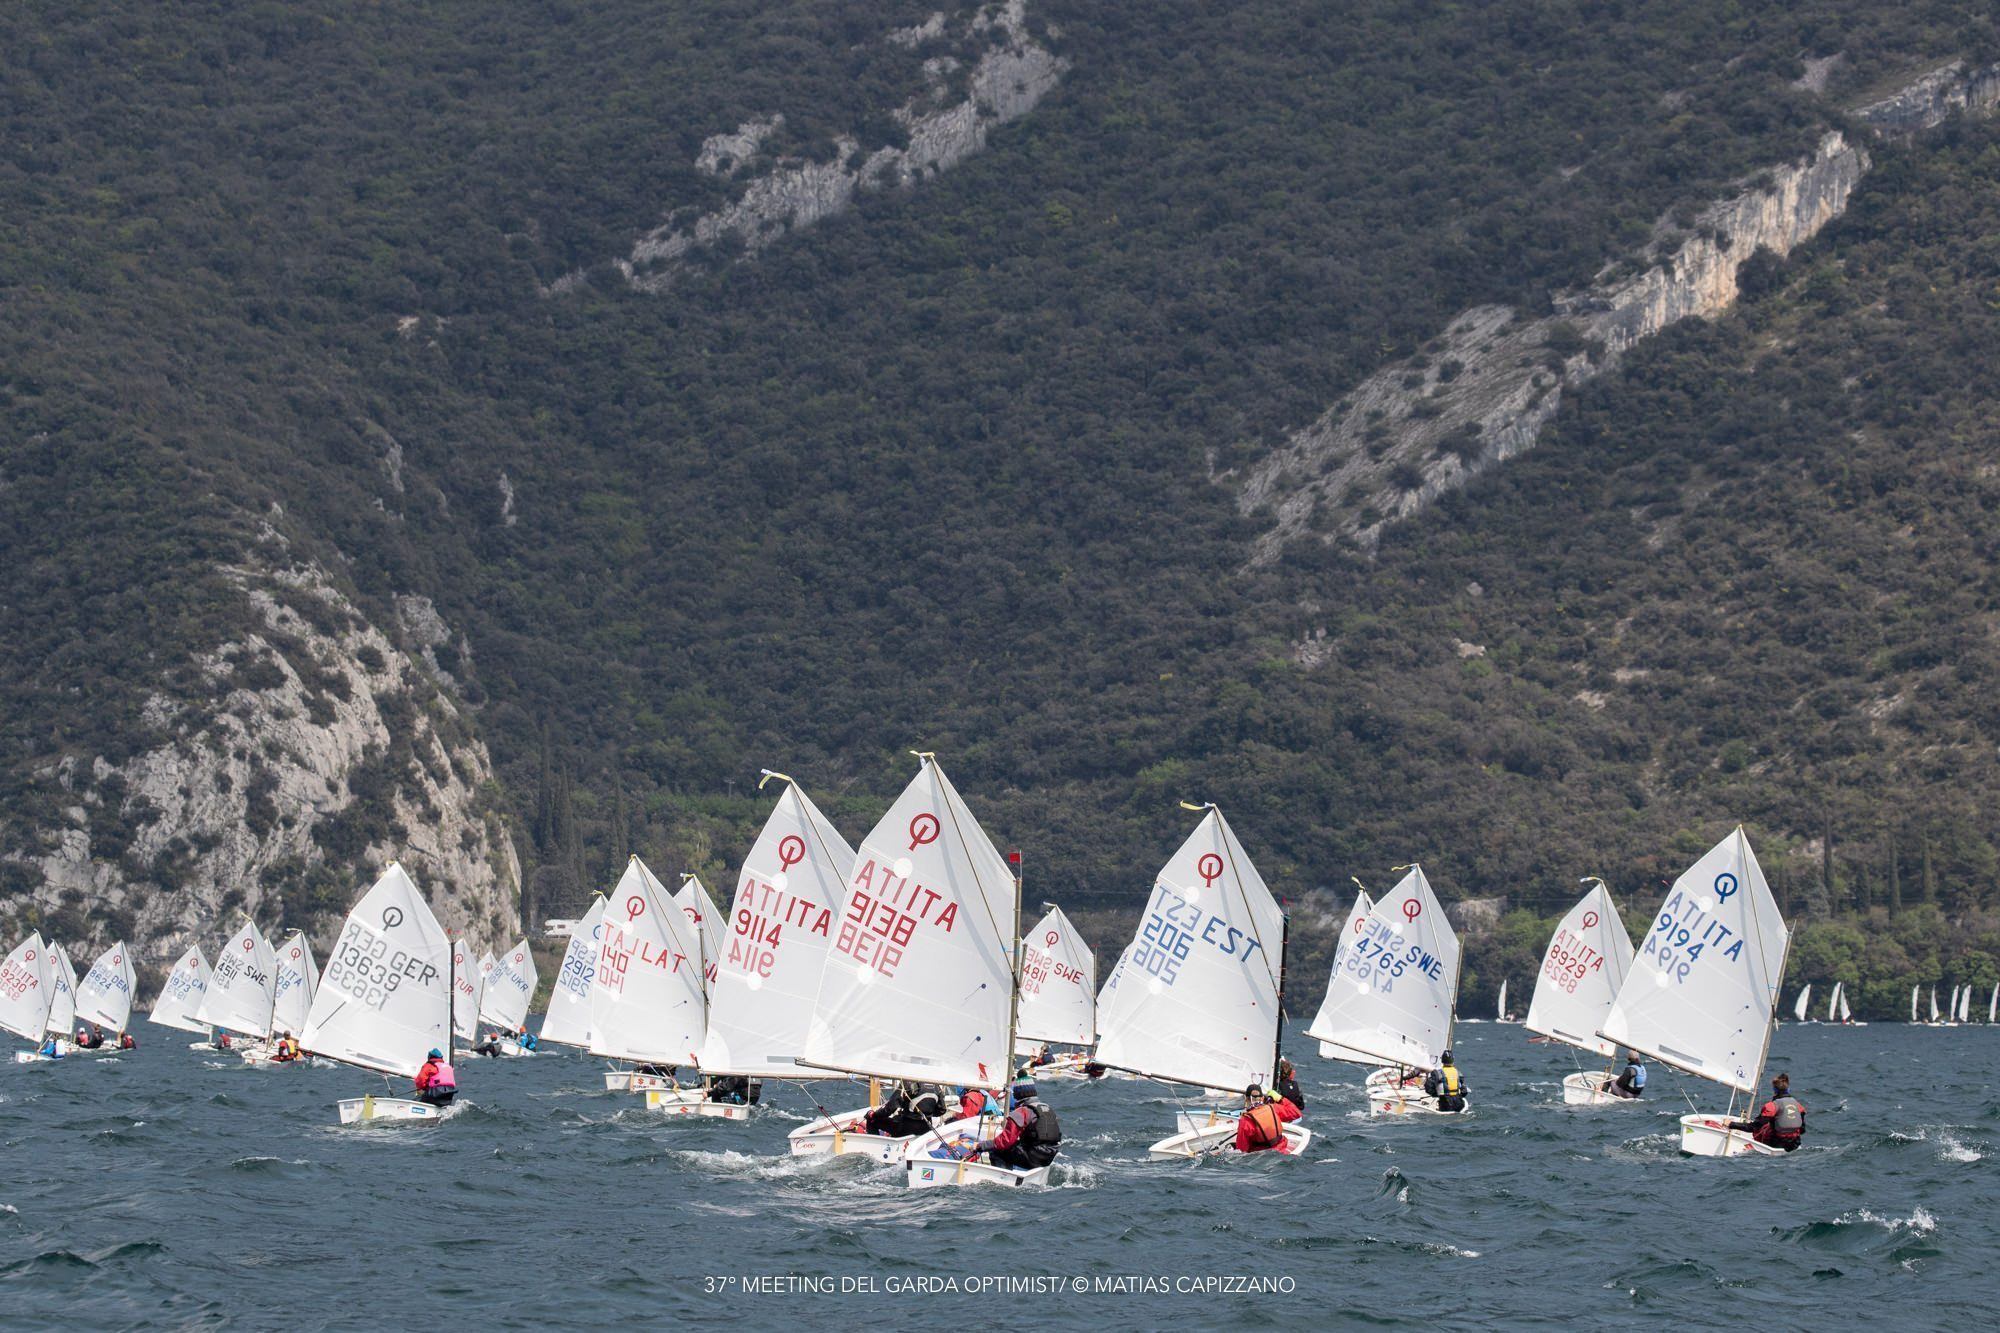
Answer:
(1, 1023, 1991, 1328)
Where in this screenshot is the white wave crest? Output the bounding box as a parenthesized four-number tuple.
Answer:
(1840, 1206, 1938, 1235)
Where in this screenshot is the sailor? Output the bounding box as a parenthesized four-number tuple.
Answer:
(1082, 1060, 1107, 1080)
(1234, 1083, 1301, 1153)
(211, 1030, 233, 1051)
(271, 1032, 300, 1063)
(1728, 1073, 1806, 1151)
(1424, 1051, 1468, 1112)
(968, 1078, 1061, 1171)
(955, 1084, 1001, 1121)
(1274, 1055, 1306, 1113)
(76, 1025, 104, 1050)
(864, 1083, 942, 1137)
(37, 1034, 62, 1060)
(1606, 1051, 1646, 1099)
(414, 1048, 457, 1107)
(118, 1031, 137, 1050)
(473, 1030, 503, 1058)
(516, 1025, 538, 1052)
(1029, 1043, 1054, 1068)
(709, 1074, 752, 1105)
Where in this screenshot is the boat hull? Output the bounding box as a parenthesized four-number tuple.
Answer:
(788, 1106, 923, 1162)
(603, 1070, 684, 1093)
(1561, 1071, 1642, 1106)
(337, 1095, 443, 1125)
(1367, 1084, 1467, 1116)
(645, 1090, 751, 1120)
(1678, 1114, 1787, 1157)
(1147, 1121, 1311, 1160)
(905, 1157, 1051, 1188)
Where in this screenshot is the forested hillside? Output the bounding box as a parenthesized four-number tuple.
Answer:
(3, 1, 1999, 1014)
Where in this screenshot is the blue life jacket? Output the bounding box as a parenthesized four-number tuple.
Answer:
(1627, 1062, 1646, 1089)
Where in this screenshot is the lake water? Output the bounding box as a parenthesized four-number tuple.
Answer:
(1, 1023, 1991, 1327)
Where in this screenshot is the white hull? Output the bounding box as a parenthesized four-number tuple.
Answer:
(1364, 1065, 1421, 1090)
(787, 1106, 925, 1163)
(1148, 1121, 1312, 1160)
(602, 1070, 683, 1093)
(1678, 1114, 1787, 1157)
(645, 1090, 751, 1120)
(906, 1157, 1051, 1188)
(1561, 1071, 1643, 1106)
(337, 1095, 444, 1125)
(1367, 1084, 1468, 1116)
(13, 1050, 55, 1063)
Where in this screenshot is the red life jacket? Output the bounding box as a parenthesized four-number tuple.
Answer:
(1243, 1103, 1283, 1149)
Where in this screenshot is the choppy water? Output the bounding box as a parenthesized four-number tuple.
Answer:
(1, 1024, 1992, 1328)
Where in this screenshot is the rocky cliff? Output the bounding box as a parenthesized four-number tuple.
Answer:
(7, 556, 521, 968)
(553, 0, 1066, 295)
(1237, 60, 2000, 563)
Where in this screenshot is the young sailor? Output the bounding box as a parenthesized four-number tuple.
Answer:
(1425, 1051, 1468, 1112)
(968, 1078, 1061, 1171)
(76, 1025, 104, 1050)
(1605, 1052, 1646, 1099)
(118, 1032, 137, 1050)
(1727, 1073, 1806, 1151)
(1274, 1056, 1306, 1113)
(1234, 1083, 1301, 1154)
(955, 1084, 1001, 1121)
(37, 1035, 62, 1060)
(413, 1048, 457, 1107)
(271, 1032, 300, 1063)
(863, 1083, 943, 1137)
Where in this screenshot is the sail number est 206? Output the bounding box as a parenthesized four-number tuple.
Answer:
(1130, 887, 1264, 985)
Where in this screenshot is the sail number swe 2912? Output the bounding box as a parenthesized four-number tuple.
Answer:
(1130, 888, 1263, 986)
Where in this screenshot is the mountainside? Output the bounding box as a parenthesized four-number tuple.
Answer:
(4, 1, 2000, 1013)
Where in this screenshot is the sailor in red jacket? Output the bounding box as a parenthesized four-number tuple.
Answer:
(969, 1079, 1062, 1171)
(1728, 1072, 1806, 1151)
(413, 1048, 457, 1107)
(1235, 1083, 1302, 1153)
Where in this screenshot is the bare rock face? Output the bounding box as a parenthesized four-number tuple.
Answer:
(1238, 62, 2000, 564)
(11, 562, 521, 967)
(1447, 896, 1505, 935)
(565, 0, 1067, 294)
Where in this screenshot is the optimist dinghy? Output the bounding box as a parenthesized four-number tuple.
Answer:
(1522, 879, 1639, 1106)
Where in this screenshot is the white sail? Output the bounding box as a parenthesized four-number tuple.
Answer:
(74, 942, 138, 1035)
(1990, 984, 1998, 1026)
(1792, 984, 1810, 1023)
(1930, 986, 1940, 1023)
(0, 933, 53, 1043)
(146, 945, 211, 1034)
(1959, 984, 1972, 1023)
(697, 778, 854, 1077)
(1094, 806, 1284, 1092)
(271, 932, 319, 1036)
(479, 939, 537, 1032)
(1015, 904, 1096, 1046)
(674, 874, 725, 994)
(589, 857, 707, 1066)
(1826, 981, 1840, 1023)
(1839, 985, 1853, 1023)
(801, 756, 1018, 1089)
(1911, 985, 1919, 1023)
(1311, 890, 1383, 1064)
(199, 922, 278, 1039)
(1524, 882, 1635, 1059)
(539, 895, 605, 1049)
(1600, 828, 1788, 1095)
(45, 945, 76, 1035)
(1497, 979, 1509, 1022)
(300, 863, 453, 1076)
(452, 938, 482, 1041)
(1307, 865, 1461, 1070)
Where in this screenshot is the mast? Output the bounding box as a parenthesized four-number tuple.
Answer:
(1271, 906, 1289, 1083)
(1005, 848, 1023, 1087)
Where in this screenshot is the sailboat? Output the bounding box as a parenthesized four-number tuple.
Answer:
(1525, 878, 1637, 1106)
(538, 895, 604, 1052)
(1930, 986, 1941, 1024)
(1957, 983, 1972, 1025)
(788, 754, 1026, 1185)
(1825, 981, 1840, 1024)
(450, 938, 483, 1053)
(300, 862, 459, 1124)
(1600, 827, 1790, 1157)
(1013, 903, 1097, 1078)
(145, 945, 212, 1040)
(589, 856, 708, 1098)
(1911, 985, 1920, 1024)
(1990, 984, 1998, 1027)
(199, 921, 278, 1052)
(1840, 984, 1863, 1026)
(638, 873, 731, 1113)
(1496, 979, 1511, 1024)
(1094, 803, 1302, 1159)
(688, 772, 852, 1121)
(1309, 865, 1463, 1115)
(477, 939, 538, 1054)
(1791, 983, 1812, 1024)
(241, 930, 319, 1065)
(44, 945, 77, 1050)
(2, 934, 56, 1062)
(73, 942, 138, 1046)
(1310, 885, 1386, 1069)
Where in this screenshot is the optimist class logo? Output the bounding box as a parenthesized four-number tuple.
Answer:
(1402, 899, 1422, 921)
(1582, 911, 1599, 929)
(908, 814, 941, 849)
(626, 895, 646, 919)
(777, 835, 807, 870)
(1197, 854, 1224, 888)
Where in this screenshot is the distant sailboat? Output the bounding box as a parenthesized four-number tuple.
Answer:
(1930, 986, 1941, 1024)
(1, 934, 56, 1061)
(200, 921, 277, 1048)
(537, 894, 605, 1053)
(1527, 878, 1637, 1106)
(1911, 984, 1920, 1024)
(1990, 984, 1998, 1026)
(477, 939, 538, 1053)
(1309, 885, 1383, 1068)
(1958, 984, 1972, 1024)
(1826, 982, 1840, 1024)
(1013, 902, 1097, 1075)
(1601, 828, 1791, 1158)
(45, 946, 76, 1045)
(146, 946, 212, 1039)
(301, 862, 459, 1124)
(73, 942, 138, 1043)
(590, 857, 707, 1095)
(1496, 978, 1510, 1024)
(1792, 983, 1812, 1024)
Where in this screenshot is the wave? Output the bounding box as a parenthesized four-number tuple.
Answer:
(1885, 1126, 1985, 1163)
